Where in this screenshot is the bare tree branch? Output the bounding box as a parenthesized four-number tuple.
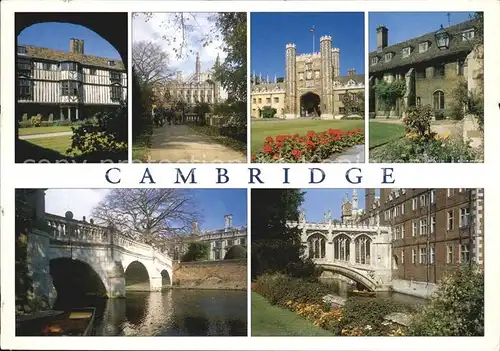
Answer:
(91, 189, 201, 245)
(132, 40, 173, 88)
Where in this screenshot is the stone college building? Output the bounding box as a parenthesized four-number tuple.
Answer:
(369, 17, 482, 118)
(251, 35, 364, 119)
(16, 38, 127, 121)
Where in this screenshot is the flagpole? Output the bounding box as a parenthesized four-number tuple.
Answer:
(312, 25, 315, 53)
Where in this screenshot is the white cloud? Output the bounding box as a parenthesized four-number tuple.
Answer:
(132, 13, 226, 75)
(45, 189, 110, 221)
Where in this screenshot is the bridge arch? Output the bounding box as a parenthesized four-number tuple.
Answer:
(49, 257, 108, 300)
(224, 245, 247, 260)
(319, 263, 378, 291)
(124, 260, 151, 291)
(161, 269, 171, 287)
(307, 232, 327, 259)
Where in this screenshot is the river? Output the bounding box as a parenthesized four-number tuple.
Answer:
(53, 289, 247, 336)
(319, 277, 426, 307)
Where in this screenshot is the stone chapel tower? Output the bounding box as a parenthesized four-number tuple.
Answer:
(285, 43, 297, 119)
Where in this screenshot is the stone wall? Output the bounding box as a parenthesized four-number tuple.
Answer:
(172, 259, 247, 290)
(391, 279, 438, 299)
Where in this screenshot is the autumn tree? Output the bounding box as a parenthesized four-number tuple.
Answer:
(91, 189, 200, 245)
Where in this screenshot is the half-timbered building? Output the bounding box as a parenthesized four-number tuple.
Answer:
(16, 38, 127, 121)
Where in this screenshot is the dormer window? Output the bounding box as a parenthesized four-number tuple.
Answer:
(462, 29, 475, 42)
(402, 47, 412, 58)
(419, 41, 429, 53)
(17, 46, 27, 55)
(347, 79, 356, 86)
(384, 52, 393, 62)
(371, 57, 378, 65)
(108, 60, 116, 67)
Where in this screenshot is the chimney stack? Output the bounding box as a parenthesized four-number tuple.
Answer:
(69, 38, 84, 54)
(192, 221, 199, 233)
(348, 68, 356, 76)
(376, 25, 388, 52)
(176, 71, 183, 82)
(224, 214, 233, 232)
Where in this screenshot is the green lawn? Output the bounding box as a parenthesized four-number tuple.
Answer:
(25, 135, 74, 155)
(251, 292, 334, 336)
(251, 119, 364, 153)
(19, 126, 72, 136)
(369, 121, 406, 149)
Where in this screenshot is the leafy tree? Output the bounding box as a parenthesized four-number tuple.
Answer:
(341, 91, 365, 117)
(407, 264, 484, 336)
(212, 12, 247, 103)
(251, 189, 317, 279)
(181, 242, 209, 262)
(132, 67, 153, 142)
(277, 77, 285, 83)
(91, 189, 199, 245)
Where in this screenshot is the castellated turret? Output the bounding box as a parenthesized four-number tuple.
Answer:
(319, 35, 334, 119)
(285, 43, 297, 117)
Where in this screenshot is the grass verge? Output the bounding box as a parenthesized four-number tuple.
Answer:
(19, 126, 72, 136)
(251, 292, 334, 336)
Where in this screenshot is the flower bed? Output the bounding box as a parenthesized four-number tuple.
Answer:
(253, 273, 413, 336)
(251, 128, 364, 163)
(370, 105, 480, 163)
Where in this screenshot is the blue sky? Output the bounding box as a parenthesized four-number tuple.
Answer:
(369, 12, 476, 52)
(190, 189, 247, 230)
(45, 189, 247, 232)
(251, 12, 364, 79)
(18, 22, 121, 60)
(301, 189, 366, 222)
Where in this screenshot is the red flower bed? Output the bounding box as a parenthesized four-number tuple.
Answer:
(252, 128, 364, 163)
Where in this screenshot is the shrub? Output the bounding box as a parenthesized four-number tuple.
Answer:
(402, 105, 432, 138)
(372, 136, 478, 163)
(407, 264, 484, 336)
(30, 115, 42, 127)
(434, 110, 445, 120)
(253, 273, 330, 307)
(261, 106, 277, 119)
(252, 128, 364, 163)
(340, 297, 414, 335)
(181, 242, 210, 262)
(373, 80, 406, 111)
(67, 103, 127, 157)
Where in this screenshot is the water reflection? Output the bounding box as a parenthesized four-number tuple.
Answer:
(54, 289, 247, 336)
(319, 277, 426, 307)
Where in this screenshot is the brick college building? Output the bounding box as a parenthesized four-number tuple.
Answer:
(359, 189, 484, 285)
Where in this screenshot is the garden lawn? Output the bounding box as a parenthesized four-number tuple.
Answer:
(251, 292, 334, 336)
(25, 135, 74, 155)
(19, 126, 72, 136)
(369, 121, 405, 149)
(251, 119, 364, 153)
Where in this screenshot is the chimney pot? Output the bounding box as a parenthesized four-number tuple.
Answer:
(376, 25, 388, 52)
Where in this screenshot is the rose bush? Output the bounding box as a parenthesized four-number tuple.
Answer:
(252, 128, 364, 163)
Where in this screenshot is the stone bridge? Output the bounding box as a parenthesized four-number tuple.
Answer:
(292, 220, 393, 291)
(29, 212, 173, 305)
